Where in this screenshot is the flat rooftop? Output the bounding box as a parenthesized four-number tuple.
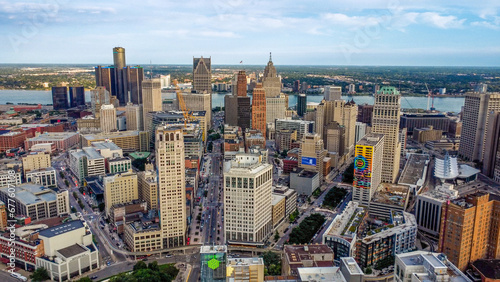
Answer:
(357, 133, 384, 146)
(27, 132, 78, 140)
(472, 259, 500, 280)
(39, 220, 84, 238)
(297, 267, 346, 282)
(200, 245, 227, 254)
(57, 244, 87, 258)
(82, 130, 142, 141)
(371, 183, 410, 208)
(399, 153, 430, 186)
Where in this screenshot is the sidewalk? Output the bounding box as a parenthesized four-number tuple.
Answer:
(174, 263, 191, 282)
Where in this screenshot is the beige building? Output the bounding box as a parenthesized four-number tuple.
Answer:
(226, 257, 265, 282)
(69, 147, 106, 183)
(413, 126, 443, 143)
(81, 130, 150, 152)
(275, 129, 297, 152)
(266, 94, 287, 123)
(182, 92, 212, 130)
(142, 78, 162, 132)
(36, 220, 99, 282)
(22, 151, 51, 174)
(224, 153, 273, 244)
(156, 125, 187, 248)
(459, 92, 500, 162)
(77, 116, 101, 133)
(138, 165, 158, 210)
(103, 169, 138, 216)
(271, 194, 286, 228)
(125, 103, 143, 131)
(262, 55, 281, 98)
(100, 104, 117, 133)
(192, 57, 212, 93)
(123, 222, 162, 252)
(299, 133, 327, 182)
(371, 86, 401, 183)
(191, 111, 209, 141)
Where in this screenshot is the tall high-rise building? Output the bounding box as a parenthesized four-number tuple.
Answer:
(142, 78, 162, 132)
(91, 87, 111, 118)
(103, 170, 138, 216)
(266, 94, 286, 124)
(193, 57, 212, 93)
(100, 104, 117, 133)
(262, 53, 281, 98)
(95, 66, 116, 96)
(156, 125, 187, 248)
(458, 92, 500, 162)
(293, 80, 300, 93)
(182, 92, 212, 128)
(124, 66, 144, 105)
(160, 74, 171, 89)
(224, 94, 238, 127)
(439, 192, 500, 271)
(69, 86, 85, 107)
(251, 83, 266, 137)
(324, 86, 342, 101)
(324, 122, 345, 155)
(224, 153, 273, 244)
(352, 133, 384, 205)
(125, 103, 143, 131)
(236, 70, 247, 97)
(113, 47, 127, 104)
(237, 96, 251, 130)
(52, 86, 68, 110)
(297, 94, 307, 117)
(298, 133, 327, 182)
(371, 86, 401, 183)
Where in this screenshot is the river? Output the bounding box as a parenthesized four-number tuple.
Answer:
(0, 90, 465, 113)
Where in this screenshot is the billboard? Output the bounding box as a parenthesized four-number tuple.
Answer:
(301, 157, 316, 166)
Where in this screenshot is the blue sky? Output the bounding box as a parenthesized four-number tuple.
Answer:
(1, 0, 499, 66)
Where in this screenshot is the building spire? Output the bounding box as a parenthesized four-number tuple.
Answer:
(269, 52, 272, 62)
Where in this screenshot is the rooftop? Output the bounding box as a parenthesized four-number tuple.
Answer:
(91, 141, 121, 151)
(227, 257, 264, 266)
(420, 183, 458, 202)
(357, 133, 384, 146)
(292, 168, 318, 178)
(297, 267, 346, 282)
(0, 183, 59, 205)
(472, 259, 500, 279)
(272, 194, 286, 206)
(398, 251, 471, 282)
(57, 244, 87, 258)
(284, 244, 334, 264)
(371, 183, 410, 208)
(200, 245, 227, 254)
(340, 257, 363, 275)
(27, 132, 78, 141)
(361, 212, 417, 244)
(82, 130, 142, 141)
(39, 220, 85, 238)
(398, 153, 430, 186)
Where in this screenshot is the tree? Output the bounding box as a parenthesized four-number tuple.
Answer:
(207, 142, 213, 152)
(30, 267, 50, 281)
(133, 260, 148, 271)
(323, 187, 348, 209)
(64, 179, 69, 187)
(274, 230, 280, 242)
(75, 278, 92, 282)
(288, 213, 325, 244)
(342, 162, 354, 183)
(262, 251, 281, 276)
(148, 261, 159, 271)
(365, 267, 373, 275)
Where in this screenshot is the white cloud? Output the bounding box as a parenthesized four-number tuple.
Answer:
(321, 13, 383, 29)
(199, 31, 239, 38)
(419, 12, 465, 29)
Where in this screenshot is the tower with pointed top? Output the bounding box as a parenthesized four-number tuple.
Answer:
(262, 53, 281, 98)
(193, 57, 212, 93)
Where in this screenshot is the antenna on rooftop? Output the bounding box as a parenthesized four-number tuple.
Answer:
(150, 60, 153, 79)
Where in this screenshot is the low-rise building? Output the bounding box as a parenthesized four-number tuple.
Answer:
(0, 231, 44, 270)
(226, 257, 264, 282)
(282, 244, 334, 276)
(69, 147, 106, 183)
(271, 194, 286, 228)
(0, 183, 69, 221)
(22, 151, 51, 175)
(413, 126, 443, 143)
(137, 166, 158, 211)
(0, 170, 21, 187)
(290, 168, 319, 196)
(272, 185, 297, 219)
(395, 251, 471, 282)
(200, 245, 227, 281)
(36, 220, 99, 282)
(107, 157, 132, 174)
(25, 167, 58, 187)
(123, 222, 162, 252)
(0, 131, 28, 152)
(103, 170, 138, 217)
(369, 184, 410, 220)
(24, 132, 79, 151)
(81, 130, 150, 152)
(472, 259, 500, 282)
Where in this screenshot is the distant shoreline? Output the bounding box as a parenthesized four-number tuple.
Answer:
(285, 92, 464, 98)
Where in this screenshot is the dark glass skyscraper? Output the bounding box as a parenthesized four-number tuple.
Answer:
(124, 66, 144, 104)
(69, 86, 85, 107)
(52, 86, 68, 110)
(297, 93, 307, 116)
(95, 66, 116, 96)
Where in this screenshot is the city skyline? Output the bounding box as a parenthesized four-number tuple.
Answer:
(1, 1, 499, 66)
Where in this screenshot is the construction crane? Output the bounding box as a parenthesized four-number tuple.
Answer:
(173, 79, 193, 126)
(425, 83, 435, 111)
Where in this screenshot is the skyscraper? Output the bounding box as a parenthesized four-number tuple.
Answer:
(237, 96, 251, 130)
(298, 133, 327, 182)
(224, 153, 273, 244)
(324, 86, 342, 101)
(69, 86, 85, 107)
(251, 83, 266, 137)
(95, 66, 116, 96)
(113, 47, 127, 104)
(91, 87, 110, 118)
(297, 94, 307, 117)
(236, 70, 247, 97)
(100, 104, 117, 133)
(156, 125, 187, 248)
(352, 133, 384, 205)
(458, 92, 500, 162)
(142, 78, 162, 132)
(51, 86, 68, 110)
(125, 103, 143, 131)
(371, 86, 401, 183)
(124, 66, 144, 105)
(439, 192, 500, 271)
(182, 92, 212, 127)
(193, 57, 212, 93)
(262, 53, 281, 98)
(265, 94, 287, 123)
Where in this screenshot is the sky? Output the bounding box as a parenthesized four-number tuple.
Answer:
(1, 0, 500, 66)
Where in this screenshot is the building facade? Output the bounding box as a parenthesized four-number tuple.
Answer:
(251, 83, 267, 138)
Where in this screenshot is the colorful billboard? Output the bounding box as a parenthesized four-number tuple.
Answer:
(301, 157, 316, 166)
